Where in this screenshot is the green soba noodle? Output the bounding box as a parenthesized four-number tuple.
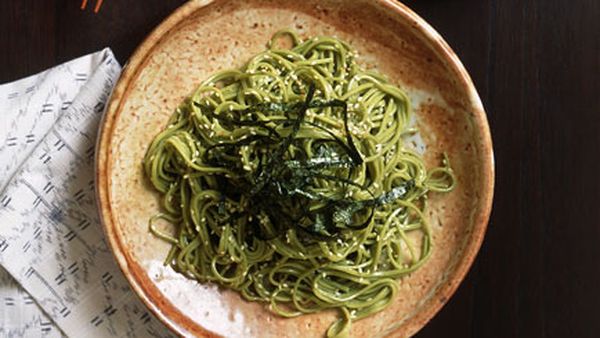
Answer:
(143, 30, 455, 337)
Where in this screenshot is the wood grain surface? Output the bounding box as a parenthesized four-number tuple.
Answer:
(1, 0, 598, 337)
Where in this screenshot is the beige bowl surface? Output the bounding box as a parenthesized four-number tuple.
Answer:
(96, 0, 494, 337)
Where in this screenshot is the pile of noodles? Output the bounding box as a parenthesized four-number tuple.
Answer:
(144, 30, 454, 337)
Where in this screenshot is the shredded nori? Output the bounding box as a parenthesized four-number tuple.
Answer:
(193, 84, 414, 241)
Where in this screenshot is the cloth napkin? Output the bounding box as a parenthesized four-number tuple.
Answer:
(0, 49, 173, 337)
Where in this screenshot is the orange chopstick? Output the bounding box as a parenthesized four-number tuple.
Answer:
(94, 0, 104, 13)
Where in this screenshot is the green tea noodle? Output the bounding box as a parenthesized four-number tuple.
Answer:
(144, 30, 455, 338)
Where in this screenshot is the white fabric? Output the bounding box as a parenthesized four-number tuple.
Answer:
(0, 49, 173, 338)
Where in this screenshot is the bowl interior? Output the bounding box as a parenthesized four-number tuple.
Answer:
(97, 0, 493, 337)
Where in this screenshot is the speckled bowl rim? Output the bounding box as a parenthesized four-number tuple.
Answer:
(96, 0, 494, 336)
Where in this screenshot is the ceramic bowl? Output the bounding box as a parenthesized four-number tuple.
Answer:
(96, 0, 494, 336)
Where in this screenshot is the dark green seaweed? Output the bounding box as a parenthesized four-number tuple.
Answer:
(193, 84, 414, 242)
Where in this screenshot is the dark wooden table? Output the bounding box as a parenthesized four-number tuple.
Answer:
(1, 1, 598, 337)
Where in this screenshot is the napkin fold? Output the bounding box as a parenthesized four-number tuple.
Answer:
(0, 49, 173, 337)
